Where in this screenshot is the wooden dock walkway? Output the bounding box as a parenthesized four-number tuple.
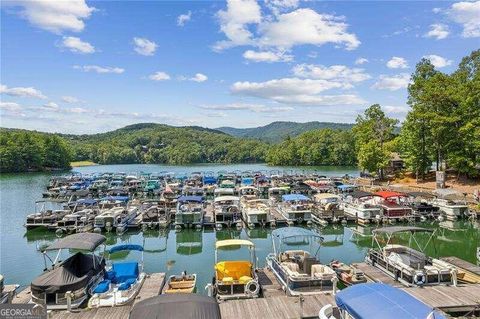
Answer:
(352, 262, 403, 287)
(440, 256, 480, 275)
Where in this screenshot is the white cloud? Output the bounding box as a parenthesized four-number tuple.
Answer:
(425, 24, 450, 40)
(42, 102, 60, 111)
(447, 1, 480, 37)
(231, 78, 365, 106)
(61, 96, 79, 103)
(0, 102, 22, 112)
(73, 65, 125, 74)
(67, 107, 88, 113)
(372, 73, 410, 91)
(214, 0, 262, 50)
(386, 56, 408, 69)
(291, 64, 371, 85)
(200, 103, 293, 113)
(243, 50, 293, 63)
(177, 11, 192, 26)
(190, 73, 208, 82)
(6, 0, 95, 33)
(265, 0, 299, 15)
(148, 71, 171, 81)
(133, 37, 158, 56)
(423, 54, 453, 68)
(258, 9, 360, 50)
(355, 57, 368, 65)
(0, 84, 47, 99)
(61, 36, 95, 53)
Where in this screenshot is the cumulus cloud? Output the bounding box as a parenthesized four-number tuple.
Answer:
(62, 96, 79, 103)
(5, 0, 96, 33)
(386, 56, 408, 69)
(199, 103, 293, 113)
(133, 37, 158, 56)
(231, 78, 365, 106)
(447, 1, 480, 38)
(291, 64, 371, 86)
(423, 54, 453, 68)
(243, 50, 293, 63)
(41, 102, 60, 111)
(355, 57, 368, 65)
(148, 71, 171, 81)
(61, 36, 95, 53)
(214, 1, 359, 53)
(0, 84, 47, 99)
(372, 73, 410, 91)
(177, 11, 192, 26)
(73, 65, 125, 74)
(189, 73, 208, 82)
(0, 102, 22, 112)
(425, 24, 450, 40)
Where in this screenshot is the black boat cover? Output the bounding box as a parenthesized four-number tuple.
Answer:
(45, 233, 106, 251)
(31, 252, 105, 295)
(129, 294, 221, 319)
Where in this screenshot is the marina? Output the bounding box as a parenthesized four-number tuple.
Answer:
(1, 164, 479, 318)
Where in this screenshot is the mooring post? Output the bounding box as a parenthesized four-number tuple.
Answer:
(66, 291, 72, 312)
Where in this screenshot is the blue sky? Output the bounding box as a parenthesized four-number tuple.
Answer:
(1, 0, 479, 134)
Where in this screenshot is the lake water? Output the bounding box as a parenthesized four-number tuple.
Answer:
(1, 163, 479, 294)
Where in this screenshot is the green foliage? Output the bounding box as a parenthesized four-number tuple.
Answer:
(266, 129, 357, 166)
(0, 130, 73, 173)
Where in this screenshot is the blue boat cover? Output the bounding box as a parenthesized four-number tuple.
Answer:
(335, 283, 446, 319)
(241, 178, 254, 185)
(118, 278, 137, 291)
(73, 198, 97, 206)
(337, 184, 356, 190)
(282, 194, 310, 201)
(178, 195, 204, 203)
(109, 244, 144, 254)
(100, 195, 129, 202)
(93, 280, 110, 293)
(112, 262, 139, 283)
(203, 177, 217, 184)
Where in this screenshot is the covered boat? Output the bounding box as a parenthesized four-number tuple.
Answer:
(341, 191, 382, 224)
(129, 294, 220, 319)
(373, 191, 413, 219)
(319, 283, 446, 319)
(31, 233, 106, 310)
(366, 226, 457, 287)
(175, 195, 205, 229)
(431, 189, 469, 220)
(278, 194, 313, 225)
(213, 196, 241, 229)
(266, 227, 337, 296)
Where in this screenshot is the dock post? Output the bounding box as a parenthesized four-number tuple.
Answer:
(299, 294, 304, 318)
(66, 291, 72, 312)
(451, 268, 458, 287)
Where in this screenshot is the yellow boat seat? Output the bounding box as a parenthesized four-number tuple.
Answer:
(215, 261, 252, 281)
(239, 276, 252, 284)
(222, 277, 234, 284)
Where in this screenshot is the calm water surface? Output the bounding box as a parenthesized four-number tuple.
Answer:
(1, 164, 479, 294)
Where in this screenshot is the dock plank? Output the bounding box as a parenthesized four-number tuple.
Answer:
(133, 272, 165, 306)
(441, 256, 480, 275)
(352, 262, 403, 287)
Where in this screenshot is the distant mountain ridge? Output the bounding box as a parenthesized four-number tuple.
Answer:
(216, 121, 354, 142)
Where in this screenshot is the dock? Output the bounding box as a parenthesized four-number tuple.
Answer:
(11, 273, 165, 319)
(440, 256, 480, 275)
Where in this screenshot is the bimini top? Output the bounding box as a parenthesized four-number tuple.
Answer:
(272, 227, 323, 240)
(100, 195, 129, 202)
(109, 244, 143, 254)
(335, 283, 446, 319)
(375, 191, 406, 199)
(433, 189, 462, 198)
(372, 226, 434, 235)
(215, 239, 255, 249)
(314, 193, 340, 200)
(129, 294, 221, 319)
(177, 195, 203, 203)
(282, 194, 310, 202)
(45, 233, 106, 251)
(70, 198, 98, 206)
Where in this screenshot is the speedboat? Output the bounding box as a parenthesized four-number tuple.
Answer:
(341, 191, 383, 224)
(319, 283, 446, 319)
(266, 227, 337, 296)
(241, 199, 271, 228)
(366, 226, 457, 286)
(277, 194, 313, 225)
(88, 244, 146, 308)
(175, 195, 205, 229)
(213, 196, 241, 229)
(30, 233, 106, 310)
(206, 239, 260, 300)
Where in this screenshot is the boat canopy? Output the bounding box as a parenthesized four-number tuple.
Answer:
(372, 226, 434, 235)
(108, 244, 144, 254)
(335, 283, 446, 319)
(282, 194, 310, 202)
(45, 233, 106, 251)
(178, 195, 203, 203)
(129, 294, 221, 319)
(349, 191, 378, 199)
(71, 198, 98, 206)
(100, 195, 129, 202)
(314, 193, 340, 200)
(203, 176, 217, 185)
(215, 239, 255, 249)
(375, 191, 406, 199)
(214, 196, 239, 202)
(272, 227, 323, 240)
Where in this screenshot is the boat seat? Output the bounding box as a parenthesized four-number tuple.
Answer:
(93, 280, 111, 294)
(311, 264, 335, 280)
(281, 262, 301, 277)
(118, 278, 136, 291)
(285, 250, 310, 259)
(215, 261, 252, 281)
(387, 252, 415, 273)
(239, 276, 252, 284)
(112, 262, 139, 284)
(222, 277, 234, 284)
(431, 259, 454, 273)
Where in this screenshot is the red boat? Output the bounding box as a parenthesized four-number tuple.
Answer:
(374, 191, 413, 219)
